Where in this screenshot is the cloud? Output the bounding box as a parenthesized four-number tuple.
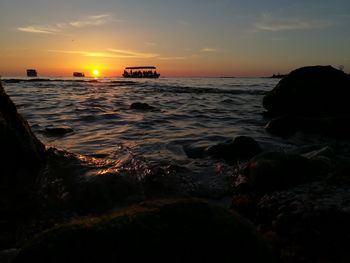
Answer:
(255, 14, 333, 31)
(49, 48, 159, 59)
(17, 26, 60, 34)
(158, 56, 187, 60)
(17, 14, 115, 34)
(69, 14, 114, 27)
(108, 49, 159, 58)
(48, 50, 118, 58)
(201, 48, 218, 52)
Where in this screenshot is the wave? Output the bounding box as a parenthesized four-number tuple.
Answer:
(2, 78, 136, 85)
(137, 84, 268, 96)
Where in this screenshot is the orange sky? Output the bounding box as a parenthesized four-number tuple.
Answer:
(1, 1, 349, 77)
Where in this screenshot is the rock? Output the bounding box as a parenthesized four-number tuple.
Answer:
(243, 152, 318, 195)
(206, 136, 262, 162)
(44, 126, 73, 136)
(263, 65, 350, 116)
(265, 114, 350, 136)
(0, 82, 46, 191)
(0, 249, 19, 263)
(13, 198, 276, 263)
(264, 115, 300, 135)
(0, 82, 47, 250)
(230, 194, 256, 219)
(302, 146, 334, 160)
(130, 102, 155, 110)
(257, 183, 350, 262)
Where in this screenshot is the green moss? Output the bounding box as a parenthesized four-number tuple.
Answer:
(14, 198, 276, 263)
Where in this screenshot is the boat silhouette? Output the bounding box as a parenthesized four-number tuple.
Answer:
(123, 66, 160, 78)
(26, 69, 38, 77)
(73, 72, 85, 77)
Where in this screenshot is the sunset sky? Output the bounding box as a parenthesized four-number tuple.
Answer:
(1, 0, 349, 77)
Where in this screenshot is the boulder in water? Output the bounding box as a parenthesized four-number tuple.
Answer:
(263, 65, 350, 116)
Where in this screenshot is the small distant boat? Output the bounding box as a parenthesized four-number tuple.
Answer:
(26, 69, 38, 77)
(73, 72, 85, 77)
(122, 66, 160, 78)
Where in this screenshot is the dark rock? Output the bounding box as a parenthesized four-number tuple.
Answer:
(266, 114, 350, 136)
(263, 65, 350, 116)
(264, 115, 300, 135)
(130, 102, 155, 110)
(243, 152, 318, 195)
(230, 194, 256, 219)
(13, 199, 276, 263)
(0, 82, 46, 191)
(0, 82, 47, 250)
(44, 126, 73, 136)
(257, 183, 350, 262)
(206, 136, 262, 162)
(0, 249, 19, 263)
(183, 144, 206, 158)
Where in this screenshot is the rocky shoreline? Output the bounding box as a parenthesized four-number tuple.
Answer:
(1, 66, 350, 262)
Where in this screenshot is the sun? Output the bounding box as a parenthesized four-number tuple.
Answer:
(92, 69, 100, 77)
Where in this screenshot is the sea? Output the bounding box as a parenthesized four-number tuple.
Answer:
(2, 77, 335, 199)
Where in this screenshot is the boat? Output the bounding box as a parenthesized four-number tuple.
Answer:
(122, 66, 160, 78)
(73, 72, 85, 77)
(26, 69, 38, 77)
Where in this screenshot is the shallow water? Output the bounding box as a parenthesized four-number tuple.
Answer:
(3, 77, 336, 193)
(3, 77, 275, 154)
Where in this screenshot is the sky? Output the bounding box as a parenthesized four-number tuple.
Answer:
(0, 0, 349, 77)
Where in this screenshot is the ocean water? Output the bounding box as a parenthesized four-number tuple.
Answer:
(2, 77, 331, 197)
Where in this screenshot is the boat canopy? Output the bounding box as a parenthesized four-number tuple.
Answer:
(125, 66, 156, 70)
(123, 66, 160, 78)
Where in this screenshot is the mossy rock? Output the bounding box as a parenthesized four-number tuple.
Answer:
(14, 199, 275, 263)
(244, 152, 317, 194)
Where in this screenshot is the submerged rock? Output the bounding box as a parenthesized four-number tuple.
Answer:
(44, 126, 73, 136)
(206, 136, 262, 162)
(130, 102, 155, 110)
(13, 199, 276, 263)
